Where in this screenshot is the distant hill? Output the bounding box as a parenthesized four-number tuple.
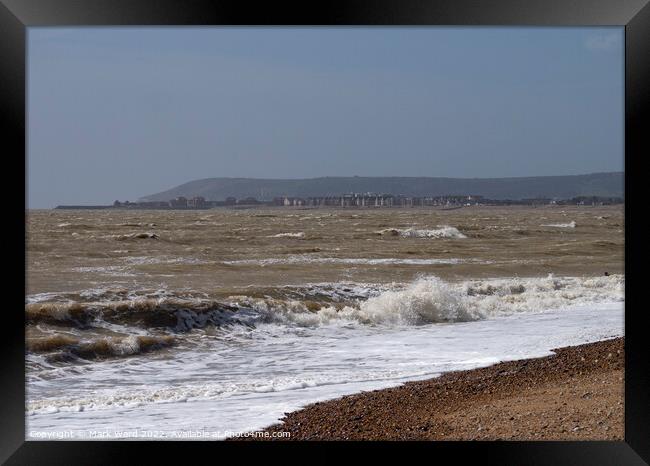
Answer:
(140, 172, 624, 202)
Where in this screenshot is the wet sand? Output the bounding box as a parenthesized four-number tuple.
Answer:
(249, 337, 624, 440)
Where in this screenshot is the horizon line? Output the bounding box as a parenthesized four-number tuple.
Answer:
(178, 171, 623, 182)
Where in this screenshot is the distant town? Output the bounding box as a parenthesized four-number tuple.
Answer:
(55, 193, 624, 210)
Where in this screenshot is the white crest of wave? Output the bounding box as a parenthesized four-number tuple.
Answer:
(105, 335, 142, 356)
(378, 226, 466, 238)
(244, 274, 624, 328)
(402, 226, 467, 238)
(542, 221, 576, 228)
(352, 277, 479, 324)
(247, 277, 480, 326)
(223, 256, 470, 266)
(269, 232, 305, 238)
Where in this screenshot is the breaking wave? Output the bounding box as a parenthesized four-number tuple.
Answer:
(27, 335, 174, 360)
(542, 221, 576, 228)
(242, 279, 470, 327)
(26, 274, 624, 334)
(269, 232, 305, 238)
(226, 274, 624, 327)
(25, 297, 245, 331)
(377, 226, 467, 238)
(348, 277, 478, 324)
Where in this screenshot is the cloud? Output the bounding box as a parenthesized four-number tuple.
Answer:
(584, 33, 622, 52)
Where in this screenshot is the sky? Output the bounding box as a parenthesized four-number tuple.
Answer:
(27, 27, 624, 208)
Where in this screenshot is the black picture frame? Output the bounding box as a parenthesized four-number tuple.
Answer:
(2, 0, 648, 463)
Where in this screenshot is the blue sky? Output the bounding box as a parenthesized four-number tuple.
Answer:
(28, 27, 623, 208)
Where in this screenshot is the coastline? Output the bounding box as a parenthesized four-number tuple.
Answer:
(243, 337, 624, 441)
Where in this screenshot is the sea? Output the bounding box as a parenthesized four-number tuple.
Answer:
(25, 205, 624, 439)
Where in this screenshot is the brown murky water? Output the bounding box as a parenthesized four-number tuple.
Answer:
(25, 205, 624, 361)
(27, 205, 624, 296)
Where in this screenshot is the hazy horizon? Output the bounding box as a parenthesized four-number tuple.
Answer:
(28, 27, 624, 208)
(147, 170, 623, 181)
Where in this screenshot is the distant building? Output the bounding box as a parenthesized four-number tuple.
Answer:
(237, 197, 261, 205)
(169, 196, 188, 208)
(102, 192, 620, 211)
(273, 196, 305, 206)
(138, 201, 169, 209)
(187, 196, 206, 208)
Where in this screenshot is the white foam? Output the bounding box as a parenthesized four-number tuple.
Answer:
(378, 226, 466, 238)
(70, 266, 138, 277)
(268, 232, 305, 238)
(223, 256, 470, 266)
(542, 221, 576, 228)
(123, 256, 209, 266)
(352, 277, 480, 324)
(108, 335, 142, 356)
(26, 292, 68, 304)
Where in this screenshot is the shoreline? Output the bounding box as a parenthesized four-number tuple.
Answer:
(242, 337, 624, 441)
